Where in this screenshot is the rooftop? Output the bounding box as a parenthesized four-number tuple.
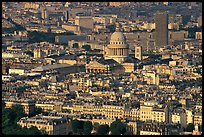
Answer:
(32, 63, 72, 71)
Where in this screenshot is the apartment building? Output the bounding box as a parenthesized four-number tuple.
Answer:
(140, 122, 169, 135)
(193, 112, 202, 126)
(171, 108, 187, 128)
(140, 101, 170, 123)
(17, 114, 70, 135)
(3, 98, 35, 114)
(70, 104, 140, 120)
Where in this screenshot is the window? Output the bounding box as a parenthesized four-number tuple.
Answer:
(170, 34, 172, 39)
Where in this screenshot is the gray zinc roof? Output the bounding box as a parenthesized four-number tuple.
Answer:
(32, 63, 72, 72)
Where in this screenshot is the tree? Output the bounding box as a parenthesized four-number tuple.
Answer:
(71, 119, 84, 134)
(83, 121, 93, 135)
(78, 120, 84, 135)
(186, 123, 195, 132)
(72, 43, 79, 49)
(124, 130, 132, 135)
(110, 120, 126, 135)
(93, 122, 100, 131)
(96, 124, 110, 135)
(28, 107, 43, 117)
(2, 105, 42, 135)
(71, 119, 80, 133)
(27, 126, 42, 135)
(82, 44, 91, 51)
(10, 105, 26, 124)
(2, 107, 13, 128)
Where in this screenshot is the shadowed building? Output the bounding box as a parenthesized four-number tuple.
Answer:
(155, 12, 168, 51)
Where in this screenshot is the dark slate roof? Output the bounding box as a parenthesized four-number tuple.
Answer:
(105, 59, 120, 65)
(124, 57, 139, 63)
(97, 58, 120, 65)
(160, 58, 174, 64)
(97, 58, 108, 65)
(86, 53, 103, 57)
(47, 53, 77, 60)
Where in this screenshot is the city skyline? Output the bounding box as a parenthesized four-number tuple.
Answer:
(2, 2, 202, 135)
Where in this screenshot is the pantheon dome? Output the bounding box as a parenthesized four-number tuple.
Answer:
(104, 25, 129, 64)
(110, 31, 126, 42)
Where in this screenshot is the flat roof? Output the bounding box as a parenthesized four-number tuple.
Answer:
(32, 63, 72, 71)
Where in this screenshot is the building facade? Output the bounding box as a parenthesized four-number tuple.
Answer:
(135, 45, 142, 60)
(17, 115, 70, 135)
(155, 12, 168, 51)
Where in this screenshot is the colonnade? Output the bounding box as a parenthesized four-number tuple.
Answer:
(86, 68, 107, 73)
(111, 48, 128, 56)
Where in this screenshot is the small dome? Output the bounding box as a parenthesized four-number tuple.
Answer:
(110, 32, 126, 42)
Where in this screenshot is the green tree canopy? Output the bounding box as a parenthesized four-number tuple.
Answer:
(10, 105, 26, 124)
(2, 104, 42, 135)
(110, 120, 126, 135)
(96, 124, 110, 135)
(83, 121, 93, 135)
(93, 122, 100, 131)
(26, 126, 42, 135)
(28, 107, 43, 117)
(71, 119, 84, 134)
(186, 123, 195, 132)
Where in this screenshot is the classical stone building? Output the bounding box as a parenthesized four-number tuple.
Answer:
(104, 24, 129, 64)
(86, 60, 110, 73)
(86, 58, 124, 73)
(86, 23, 140, 73)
